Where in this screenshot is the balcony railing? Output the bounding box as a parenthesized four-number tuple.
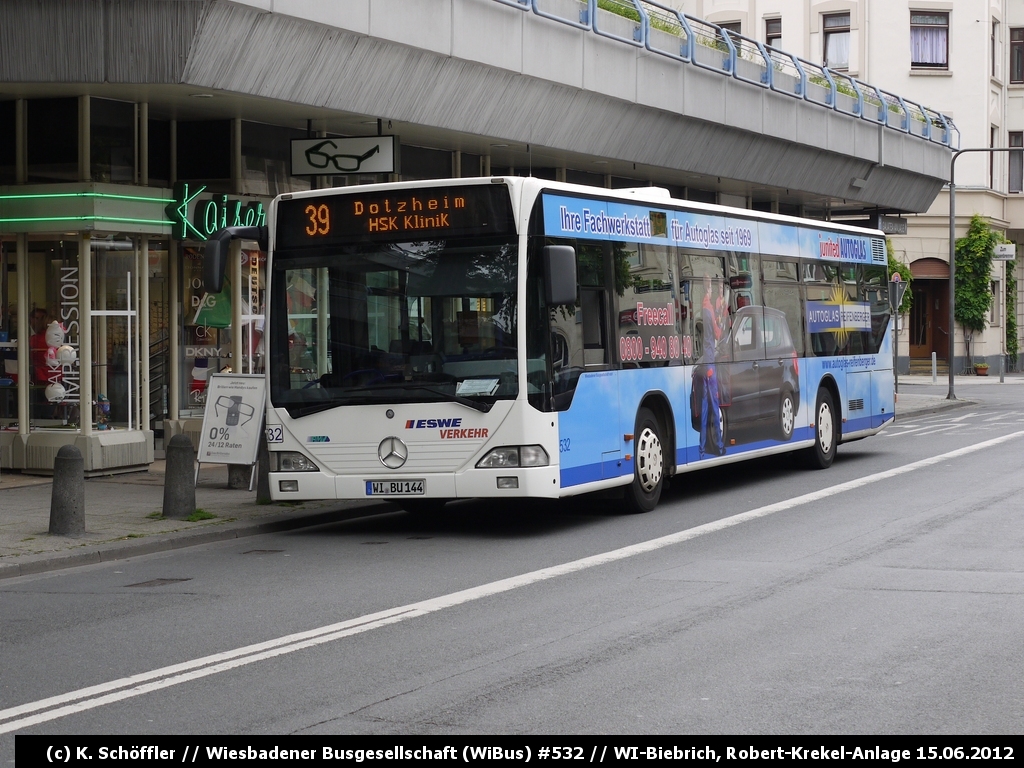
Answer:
(494, 0, 958, 149)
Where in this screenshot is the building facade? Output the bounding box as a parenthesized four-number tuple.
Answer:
(664, 0, 1024, 372)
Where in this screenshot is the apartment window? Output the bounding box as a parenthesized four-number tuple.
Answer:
(991, 281, 1001, 326)
(1012, 29, 1024, 83)
(1010, 132, 1023, 193)
(991, 126, 998, 189)
(910, 12, 948, 69)
(993, 21, 1000, 78)
(719, 21, 741, 35)
(823, 14, 850, 70)
(766, 18, 782, 49)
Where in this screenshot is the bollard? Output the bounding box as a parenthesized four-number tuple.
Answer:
(162, 434, 196, 519)
(227, 464, 250, 490)
(49, 445, 85, 536)
(932, 352, 937, 384)
(256, 433, 271, 504)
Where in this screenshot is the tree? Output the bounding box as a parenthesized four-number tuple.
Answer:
(954, 214, 1000, 364)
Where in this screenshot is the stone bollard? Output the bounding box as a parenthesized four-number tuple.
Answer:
(162, 434, 196, 519)
(227, 464, 250, 489)
(49, 444, 85, 536)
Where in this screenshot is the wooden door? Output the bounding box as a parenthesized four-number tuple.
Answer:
(909, 283, 931, 359)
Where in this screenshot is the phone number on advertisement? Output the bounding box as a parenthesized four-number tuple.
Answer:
(620, 335, 680, 362)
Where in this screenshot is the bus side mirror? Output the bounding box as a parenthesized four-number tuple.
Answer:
(543, 245, 577, 306)
(203, 226, 268, 294)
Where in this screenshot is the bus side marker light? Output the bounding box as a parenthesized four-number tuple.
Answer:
(624, 434, 633, 442)
(625, 454, 632, 461)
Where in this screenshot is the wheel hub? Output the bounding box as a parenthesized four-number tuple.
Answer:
(817, 403, 833, 453)
(636, 427, 663, 492)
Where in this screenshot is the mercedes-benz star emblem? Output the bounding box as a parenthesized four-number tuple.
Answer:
(377, 436, 408, 469)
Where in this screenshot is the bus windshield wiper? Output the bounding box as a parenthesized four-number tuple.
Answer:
(310, 382, 492, 413)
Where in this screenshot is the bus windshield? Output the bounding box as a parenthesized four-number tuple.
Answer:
(269, 236, 518, 417)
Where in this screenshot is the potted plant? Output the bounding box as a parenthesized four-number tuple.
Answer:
(974, 361, 990, 376)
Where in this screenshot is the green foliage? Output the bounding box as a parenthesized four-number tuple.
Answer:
(1007, 261, 1019, 367)
(954, 215, 999, 335)
(186, 509, 216, 522)
(886, 239, 913, 315)
(597, 0, 639, 23)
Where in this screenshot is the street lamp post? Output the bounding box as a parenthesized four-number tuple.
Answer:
(947, 147, 1017, 400)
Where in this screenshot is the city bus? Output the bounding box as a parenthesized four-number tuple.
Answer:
(206, 177, 894, 513)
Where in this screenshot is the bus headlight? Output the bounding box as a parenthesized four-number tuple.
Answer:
(275, 452, 319, 472)
(476, 445, 549, 468)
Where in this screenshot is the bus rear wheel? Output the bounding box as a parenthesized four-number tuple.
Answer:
(802, 389, 836, 469)
(625, 408, 665, 514)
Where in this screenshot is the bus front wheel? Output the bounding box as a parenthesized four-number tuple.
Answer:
(625, 408, 665, 514)
(802, 389, 837, 469)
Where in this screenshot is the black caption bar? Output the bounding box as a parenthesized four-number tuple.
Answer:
(16, 735, 1017, 766)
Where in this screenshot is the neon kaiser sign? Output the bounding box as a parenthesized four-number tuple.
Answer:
(166, 182, 267, 240)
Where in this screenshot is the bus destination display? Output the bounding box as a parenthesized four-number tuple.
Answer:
(277, 185, 512, 247)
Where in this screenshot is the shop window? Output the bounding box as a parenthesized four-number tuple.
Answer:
(766, 18, 782, 49)
(0, 101, 14, 184)
(1012, 29, 1024, 83)
(460, 152, 482, 178)
(241, 121, 309, 196)
(148, 119, 171, 186)
(565, 169, 605, 188)
(91, 98, 134, 183)
(27, 98, 78, 183)
(910, 12, 948, 70)
(176, 120, 230, 184)
(1010, 132, 1023, 193)
(401, 145, 451, 181)
(823, 13, 850, 70)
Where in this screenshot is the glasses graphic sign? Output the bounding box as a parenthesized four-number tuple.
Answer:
(291, 136, 397, 176)
(196, 373, 267, 470)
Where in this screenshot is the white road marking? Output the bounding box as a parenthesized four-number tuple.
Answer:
(910, 426, 960, 438)
(3, 429, 1024, 734)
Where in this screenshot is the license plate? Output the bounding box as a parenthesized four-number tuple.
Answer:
(365, 480, 425, 496)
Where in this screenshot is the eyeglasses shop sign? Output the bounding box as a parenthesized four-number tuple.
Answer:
(291, 136, 396, 176)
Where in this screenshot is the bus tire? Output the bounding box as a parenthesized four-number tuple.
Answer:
(802, 388, 837, 469)
(778, 388, 796, 442)
(625, 408, 665, 514)
(400, 499, 448, 515)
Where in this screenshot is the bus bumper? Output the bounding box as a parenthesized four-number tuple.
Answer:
(269, 466, 562, 501)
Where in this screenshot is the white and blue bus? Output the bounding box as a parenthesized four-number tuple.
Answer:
(207, 177, 894, 512)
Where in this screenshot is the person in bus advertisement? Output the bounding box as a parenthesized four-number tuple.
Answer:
(697, 274, 726, 457)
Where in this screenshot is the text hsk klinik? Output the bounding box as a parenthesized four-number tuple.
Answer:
(353, 195, 465, 232)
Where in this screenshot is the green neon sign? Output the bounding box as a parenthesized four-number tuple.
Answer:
(166, 182, 267, 240)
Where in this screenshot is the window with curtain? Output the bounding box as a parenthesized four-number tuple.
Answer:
(766, 18, 782, 49)
(823, 14, 850, 70)
(910, 12, 948, 69)
(1010, 132, 1023, 194)
(1012, 29, 1024, 83)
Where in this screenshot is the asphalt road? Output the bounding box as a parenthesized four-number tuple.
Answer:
(2, 381, 1022, 745)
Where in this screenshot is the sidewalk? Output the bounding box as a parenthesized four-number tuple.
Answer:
(0, 460, 387, 580)
(0, 384, 977, 580)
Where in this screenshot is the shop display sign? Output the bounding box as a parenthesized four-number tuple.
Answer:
(166, 183, 267, 241)
(197, 373, 266, 467)
(290, 136, 396, 176)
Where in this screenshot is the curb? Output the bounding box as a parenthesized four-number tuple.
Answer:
(0, 501, 390, 582)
